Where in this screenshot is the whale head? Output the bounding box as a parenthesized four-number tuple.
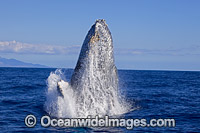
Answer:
(68, 19, 122, 117)
(71, 19, 116, 88)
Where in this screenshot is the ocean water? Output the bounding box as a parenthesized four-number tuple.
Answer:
(0, 67, 200, 132)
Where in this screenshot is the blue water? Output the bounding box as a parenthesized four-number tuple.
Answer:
(0, 67, 200, 132)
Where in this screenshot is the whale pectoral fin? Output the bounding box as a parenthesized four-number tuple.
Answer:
(57, 80, 70, 98)
(57, 80, 65, 98)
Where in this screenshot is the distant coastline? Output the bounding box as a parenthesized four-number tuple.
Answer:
(0, 57, 48, 68)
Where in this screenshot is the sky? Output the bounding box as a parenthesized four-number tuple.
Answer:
(0, 0, 200, 70)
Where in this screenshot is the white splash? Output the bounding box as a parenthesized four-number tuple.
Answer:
(45, 69, 129, 118)
(45, 69, 77, 118)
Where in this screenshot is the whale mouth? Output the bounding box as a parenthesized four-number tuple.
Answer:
(45, 19, 130, 118)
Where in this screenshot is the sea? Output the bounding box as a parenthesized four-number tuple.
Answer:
(0, 67, 199, 132)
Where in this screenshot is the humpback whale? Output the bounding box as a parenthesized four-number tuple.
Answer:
(46, 19, 127, 118)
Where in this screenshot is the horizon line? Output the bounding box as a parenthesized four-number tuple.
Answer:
(0, 66, 199, 72)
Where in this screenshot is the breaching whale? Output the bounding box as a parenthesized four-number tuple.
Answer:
(47, 19, 127, 117)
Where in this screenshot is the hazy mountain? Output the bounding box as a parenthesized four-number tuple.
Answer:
(0, 57, 48, 68)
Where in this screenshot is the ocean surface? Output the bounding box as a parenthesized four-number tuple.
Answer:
(0, 67, 200, 132)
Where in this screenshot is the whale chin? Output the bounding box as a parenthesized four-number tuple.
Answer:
(53, 19, 127, 117)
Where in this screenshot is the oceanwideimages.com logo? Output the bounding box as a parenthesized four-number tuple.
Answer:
(25, 115, 175, 129)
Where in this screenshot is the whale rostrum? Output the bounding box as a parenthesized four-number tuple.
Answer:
(57, 19, 125, 117)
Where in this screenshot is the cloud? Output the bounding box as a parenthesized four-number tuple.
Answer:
(0, 40, 80, 55)
(0, 40, 199, 56)
(115, 45, 200, 56)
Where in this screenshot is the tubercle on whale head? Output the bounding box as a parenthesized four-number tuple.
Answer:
(89, 19, 110, 44)
(95, 19, 107, 27)
(89, 31, 100, 43)
(94, 19, 109, 33)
